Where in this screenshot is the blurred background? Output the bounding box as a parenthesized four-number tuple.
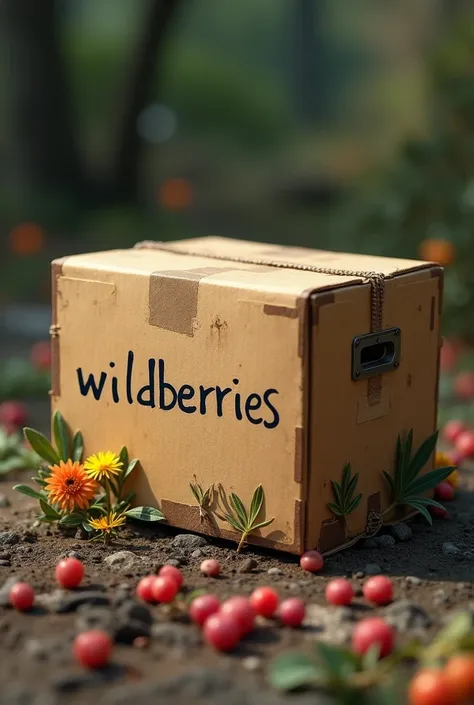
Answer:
(1, 0, 474, 440)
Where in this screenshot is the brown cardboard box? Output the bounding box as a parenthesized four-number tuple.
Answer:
(50, 237, 442, 555)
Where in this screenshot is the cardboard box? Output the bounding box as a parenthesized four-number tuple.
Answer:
(50, 237, 442, 555)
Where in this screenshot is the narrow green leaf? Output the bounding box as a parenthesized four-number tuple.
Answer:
(327, 502, 344, 517)
(82, 521, 92, 533)
(383, 470, 396, 495)
(407, 430, 439, 483)
(341, 464, 351, 497)
(124, 506, 165, 522)
(190, 484, 201, 503)
(404, 500, 433, 525)
(223, 513, 244, 532)
(39, 500, 60, 519)
(362, 643, 381, 671)
(72, 431, 84, 462)
(53, 411, 71, 462)
(23, 428, 60, 465)
(122, 458, 138, 483)
(230, 493, 248, 526)
(202, 486, 213, 505)
(249, 485, 264, 525)
(250, 517, 275, 531)
(404, 496, 445, 510)
(13, 484, 44, 501)
(347, 494, 362, 513)
(32, 476, 46, 487)
(330, 480, 343, 508)
(406, 466, 455, 496)
(346, 472, 359, 502)
(59, 513, 83, 526)
(314, 642, 357, 679)
(269, 652, 323, 691)
(118, 446, 129, 473)
(38, 514, 56, 523)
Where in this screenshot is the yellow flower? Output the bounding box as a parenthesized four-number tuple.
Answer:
(435, 450, 459, 488)
(89, 511, 127, 534)
(84, 451, 123, 482)
(45, 460, 97, 513)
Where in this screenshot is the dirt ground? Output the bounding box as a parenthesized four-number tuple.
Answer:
(0, 464, 473, 705)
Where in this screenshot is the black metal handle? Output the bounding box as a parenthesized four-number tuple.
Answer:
(352, 328, 401, 380)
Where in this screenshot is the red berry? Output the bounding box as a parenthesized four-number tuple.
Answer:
(351, 617, 394, 658)
(136, 576, 156, 603)
(279, 597, 306, 627)
(430, 505, 448, 519)
(249, 586, 279, 618)
(159, 564, 183, 588)
(55, 557, 84, 589)
(300, 550, 324, 573)
(325, 578, 354, 606)
(9, 582, 35, 611)
(363, 576, 394, 606)
(203, 613, 241, 651)
(434, 482, 455, 502)
(30, 341, 52, 371)
(455, 430, 474, 458)
(408, 668, 457, 705)
(440, 340, 459, 373)
(454, 372, 474, 400)
(152, 575, 179, 603)
(73, 630, 112, 669)
(0, 401, 28, 428)
(221, 596, 255, 636)
(200, 559, 220, 578)
(189, 594, 221, 626)
(442, 420, 465, 445)
(450, 450, 463, 467)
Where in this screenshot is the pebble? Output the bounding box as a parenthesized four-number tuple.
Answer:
(364, 563, 382, 576)
(38, 590, 110, 613)
(0, 494, 11, 508)
(0, 560, 11, 567)
(239, 558, 258, 573)
(0, 531, 20, 546)
(67, 551, 81, 560)
(442, 542, 461, 556)
(384, 600, 431, 631)
(0, 576, 21, 607)
(171, 534, 208, 550)
(405, 576, 422, 586)
(433, 588, 449, 606)
(191, 549, 202, 559)
(104, 551, 142, 570)
(267, 567, 283, 576)
(76, 606, 114, 635)
(388, 523, 413, 542)
(151, 622, 201, 649)
(242, 656, 262, 672)
(377, 535, 396, 548)
(164, 558, 181, 568)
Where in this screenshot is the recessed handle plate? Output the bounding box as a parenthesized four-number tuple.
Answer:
(352, 327, 401, 380)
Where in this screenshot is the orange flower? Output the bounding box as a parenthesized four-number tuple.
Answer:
(157, 178, 193, 210)
(45, 460, 97, 513)
(418, 238, 455, 266)
(9, 222, 46, 256)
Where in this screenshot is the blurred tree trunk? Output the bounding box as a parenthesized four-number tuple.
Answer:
(108, 0, 183, 203)
(1, 0, 84, 201)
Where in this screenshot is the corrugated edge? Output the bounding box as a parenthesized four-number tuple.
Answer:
(50, 257, 70, 398)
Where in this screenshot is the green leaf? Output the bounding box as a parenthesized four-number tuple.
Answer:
(341, 464, 351, 498)
(347, 494, 362, 513)
(230, 493, 248, 526)
(346, 472, 359, 501)
(330, 480, 343, 509)
(404, 500, 433, 524)
(53, 411, 71, 462)
(407, 430, 438, 483)
(124, 506, 165, 522)
(31, 476, 46, 487)
(250, 517, 275, 531)
(39, 500, 60, 519)
(314, 642, 357, 679)
(82, 521, 92, 533)
(327, 502, 344, 517)
(406, 466, 455, 496)
(223, 513, 244, 532)
(13, 484, 44, 501)
(72, 431, 84, 462)
(249, 485, 264, 525)
(383, 470, 396, 495)
(59, 513, 83, 526)
(190, 483, 201, 503)
(269, 652, 323, 691)
(425, 612, 473, 661)
(23, 428, 60, 466)
(362, 643, 381, 671)
(121, 458, 138, 484)
(118, 446, 129, 473)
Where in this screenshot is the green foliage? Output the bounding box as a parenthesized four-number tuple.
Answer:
(383, 430, 455, 523)
(223, 484, 274, 552)
(189, 475, 214, 521)
(0, 358, 50, 402)
(328, 464, 362, 519)
(0, 427, 41, 475)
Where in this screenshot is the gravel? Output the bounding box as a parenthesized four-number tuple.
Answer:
(171, 534, 208, 550)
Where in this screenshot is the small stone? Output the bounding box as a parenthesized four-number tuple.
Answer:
(377, 535, 396, 548)
(151, 622, 201, 648)
(384, 600, 431, 631)
(171, 534, 208, 550)
(76, 606, 114, 634)
(0, 576, 21, 606)
(442, 542, 460, 556)
(239, 558, 258, 573)
(242, 656, 262, 671)
(433, 588, 448, 606)
(104, 551, 142, 571)
(164, 558, 181, 568)
(191, 549, 202, 559)
(353, 571, 365, 579)
(0, 531, 20, 546)
(53, 671, 110, 693)
(0, 552, 11, 560)
(363, 538, 379, 549)
(75, 527, 89, 540)
(405, 576, 422, 586)
(56, 591, 110, 613)
(364, 564, 382, 576)
(0, 560, 11, 567)
(0, 494, 11, 508)
(67, 551, 81, 560)
(389, 523, 413, 542)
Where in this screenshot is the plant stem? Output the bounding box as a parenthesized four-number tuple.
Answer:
(237, 531, 247, 553)
(382, 502, 396, 517)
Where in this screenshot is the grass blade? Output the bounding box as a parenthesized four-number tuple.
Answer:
(249, 485, 264, 525)
(250, 517, 275, 531)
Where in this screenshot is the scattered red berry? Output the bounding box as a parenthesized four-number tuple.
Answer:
(0, 401, 28, 428)
(55, 557, 84, 589)
(159, 564, 184, 588)
(73, 630, 112, 669)
(203, 613, 241, 652)
(9, 582, 35, 611)
(442, 420, 465, 445)
(279, 597, 306, 627)
(30, 341, 52, 370)
(300, 550, 324, 573)
(189, 594, 221, 626)
(430, 504, 448, 519)
(408, 668, 456, 705)
(434, 482, 455, 502)
(249, 586, 279, 618)
(363, 576, 394, 606)
(152, 575, 179, 603)
(454, 371, 474, 400)
(455, 430, 474, 459)
(136, 576, 157, 603)
(200, 559, 221, 578)
(325, 578, 354, 606)
(444, 654, 474, 703)
(351, 617, 394, 658)
(449, 450, 463, 467)
(221, 596, 255, 636)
